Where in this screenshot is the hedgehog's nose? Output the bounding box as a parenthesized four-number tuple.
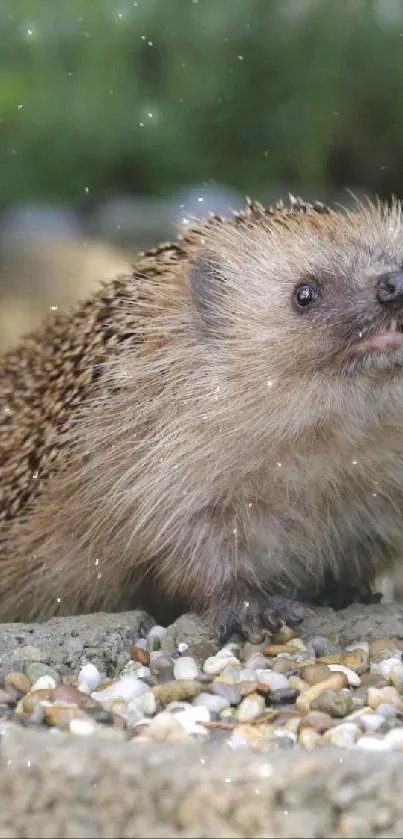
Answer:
(376, 271, 403, 305)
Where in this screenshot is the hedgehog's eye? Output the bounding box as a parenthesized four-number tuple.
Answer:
(294, 283, 319, 309)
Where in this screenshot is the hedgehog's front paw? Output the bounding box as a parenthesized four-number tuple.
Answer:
(214, 595, 314, 643)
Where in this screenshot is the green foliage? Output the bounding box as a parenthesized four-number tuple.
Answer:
(1, 0, 403, 208)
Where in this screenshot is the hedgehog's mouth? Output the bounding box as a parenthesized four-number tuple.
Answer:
(338, 318, 403, 363)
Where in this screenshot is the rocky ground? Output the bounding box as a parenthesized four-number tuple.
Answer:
(2, 604, 403, 837)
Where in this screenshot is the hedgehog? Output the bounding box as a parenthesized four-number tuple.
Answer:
(2, 195, 403, 639)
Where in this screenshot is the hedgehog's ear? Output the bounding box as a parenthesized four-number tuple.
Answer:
(188, 252, 228, 335)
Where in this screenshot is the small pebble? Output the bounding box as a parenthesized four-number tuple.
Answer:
(342, 650, 369, 675)
(370, 657, 401, 680)
(323, 722, 359, 747)
(310, 689, 355, 718)
(309, 636, 342, 657)
(356, 735, 392, 751)
(173, 657, 199, 681)
(77, 663, 102, 694)
(228, 723, 275, 750)
(255, 671, 288, 690)
(193, 693, 230, 714)
(359, 713, 387, 733)
(152, 679, 202, 704)
(21, 689, 54, 714)
(296, 673, 347, 714)
(147, 711, 191, 742)
(147, 625, 167, 650)
(69, 717, 97, 737)
(203, 656, 238, 675)
(367, 686, 403, 711)
(235, 693, 266, 722)
(328, 664, 361, 687)
(245, 655, 270, 671)
(237, 668, 258, 683)
(30, 675, 57, 692)
(128, 690, 157, 717)
(93, 676, 149, 704)
(271, 658, 300, 675)
(270, 687, 299, 704)
(211, 681, 241, 705)
(131, 647, 150, 666)
(298, 728, 322, 749)
(369, 637, 401, 657)
(174, 705, 210, 736)
(300, 664, 331, 686)
(384, 727, 403, 749)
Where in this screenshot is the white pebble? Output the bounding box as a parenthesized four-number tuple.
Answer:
(173, 656, 199, 681)
(178, 642, 189, 654)
(235, 693, 266, 722)
(147, 625, 167, 650)
(384, 728, 403, 749)
(357, 736, 392, 751)
(77, 663, 102, 694)
(92, 676, 149, 704)
(174, 705, 210, 736)
(148, 711, 189, 742)
(323, 723, 359, 748)
(255, 670, 288, 690)
(370, 657, 401, 680)
(69, 717, 96, 737)
(30, 675, 57, 692)
(193, 693, 230, 713)
(134, 638, 148, 650)
(203, 655, 238, 675)
(147, 625, 167, 640)
(328, 665, 361, 687)
(129, 690, 156, 717)
(359, 714, 386, 733)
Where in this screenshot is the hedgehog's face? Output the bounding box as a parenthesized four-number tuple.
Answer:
(289, 251, 403, 377)
(189, 206, 403, 384)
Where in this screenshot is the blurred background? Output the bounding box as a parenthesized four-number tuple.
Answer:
(2, 0, 403, 349)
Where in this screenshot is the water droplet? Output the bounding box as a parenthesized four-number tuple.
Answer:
(50, 305, 58, 311)
(351, 460, 358, 465)
(84, 186, 90, 193)
(237, 55, 244, 61)
(139, 122, 145, 127)
(56, 597, 61, 604)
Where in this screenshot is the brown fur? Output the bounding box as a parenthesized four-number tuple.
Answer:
(2, 196, 403, 631)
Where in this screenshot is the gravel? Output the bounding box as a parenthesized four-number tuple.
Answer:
(3, 603, 403, 836)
